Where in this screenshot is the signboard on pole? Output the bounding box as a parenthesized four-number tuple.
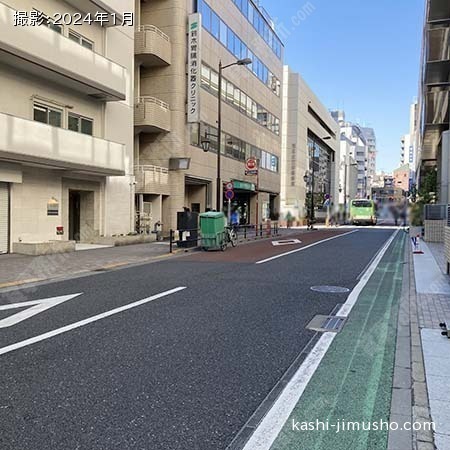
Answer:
(187, 13, 201, 123)
(225, 190, 235, 200)
(245, 158, 258, 176)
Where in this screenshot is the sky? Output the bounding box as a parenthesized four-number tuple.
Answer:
(263, 0, 424, 173)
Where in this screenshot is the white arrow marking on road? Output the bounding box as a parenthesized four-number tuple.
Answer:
(271, 239, 302, 247)
(0, 294, 83, 328)
(0, 287, 187, 356)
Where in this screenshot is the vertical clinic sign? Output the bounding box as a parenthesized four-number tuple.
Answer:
(187, 13, 202, 123)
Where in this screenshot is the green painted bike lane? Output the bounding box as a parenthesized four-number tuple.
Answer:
(270, 232, 406, 450)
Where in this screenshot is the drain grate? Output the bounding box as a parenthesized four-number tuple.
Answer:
(307, 315, 347, 333)
(310, 286, 350, 294)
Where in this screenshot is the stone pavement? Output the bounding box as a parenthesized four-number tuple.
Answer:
(0, 242, 173, 290)
(412, 238, 450, 450)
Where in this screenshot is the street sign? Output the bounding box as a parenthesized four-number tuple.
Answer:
(225, 190, 235, 200)
(225, 182, 234, 191)
(245, 169, 258, 176)
(246, 158, 257, 171)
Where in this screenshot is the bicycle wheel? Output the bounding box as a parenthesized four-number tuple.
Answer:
(230, 229, 237, 247)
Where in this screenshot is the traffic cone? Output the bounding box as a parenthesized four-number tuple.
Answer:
(412, 234, 424, 254)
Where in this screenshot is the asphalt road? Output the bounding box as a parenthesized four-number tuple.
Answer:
(0, 228, 394, 450)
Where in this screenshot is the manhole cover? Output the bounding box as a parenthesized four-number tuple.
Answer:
(310, 286, 350, 294)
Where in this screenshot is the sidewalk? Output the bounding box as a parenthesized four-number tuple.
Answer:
(0, 241, 173, 290)
(412, 239, 450, 450)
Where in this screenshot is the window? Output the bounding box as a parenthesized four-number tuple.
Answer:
(201, 65, 210, 86)
(202, 2, 211, 31)
(68, 113, 93, 135)
(219, 20, 227, 46)
(33, 103, 62, 127)
(69, 30, 94, 50)
(211, 12, 220, 39)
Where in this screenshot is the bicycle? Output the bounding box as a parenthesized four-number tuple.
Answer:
(223, 226, 238, 249)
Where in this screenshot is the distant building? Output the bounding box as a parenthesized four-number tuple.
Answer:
(331, 111, 377, 199)
(394, 164, 411, 192)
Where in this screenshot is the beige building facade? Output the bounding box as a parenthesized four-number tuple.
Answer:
(0, 0, 134, 254)
(281, 67, 340, 223)
(134, 0, 283, 233)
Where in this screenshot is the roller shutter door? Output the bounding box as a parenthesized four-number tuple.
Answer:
(0, 182, 9, 254)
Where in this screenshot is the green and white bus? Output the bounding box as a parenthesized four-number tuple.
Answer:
(350, 199, 377, 226)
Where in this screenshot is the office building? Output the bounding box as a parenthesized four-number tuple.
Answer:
(281, 67, 340, 223)
(0, 0, 134, 254)
(134, 0, 283, 232)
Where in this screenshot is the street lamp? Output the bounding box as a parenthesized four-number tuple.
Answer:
(215, 58, 252, 211)
(303, 170, 314, 229)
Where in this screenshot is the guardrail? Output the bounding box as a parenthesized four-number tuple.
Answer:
(168, 222, 281, 253)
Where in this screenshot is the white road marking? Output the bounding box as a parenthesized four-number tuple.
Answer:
(0, 294, 82, 328)
(271, 239, 302, 247)
(0, 287, 187, 357)
(243, 229, 399, 450)
(256, 230, 359, 265)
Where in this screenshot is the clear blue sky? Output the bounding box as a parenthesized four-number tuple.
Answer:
(264, 0, 424, 173)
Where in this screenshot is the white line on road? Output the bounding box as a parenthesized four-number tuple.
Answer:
(255, 230, 359, 265)
(242, 229, 399, 450)
(0, 287, 187, 357)
(0, 294, 82, 328)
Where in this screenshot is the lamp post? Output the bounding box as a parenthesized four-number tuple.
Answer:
(201, 58, 252, 212)
(303, 170, 314, 229)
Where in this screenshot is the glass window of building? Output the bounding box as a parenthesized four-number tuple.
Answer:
(33, 103, 62, 127)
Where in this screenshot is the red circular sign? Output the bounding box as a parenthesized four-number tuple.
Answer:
(225, 190, 235, 200)
(246, 158, 257, 170)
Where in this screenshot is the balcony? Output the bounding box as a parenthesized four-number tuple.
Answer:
(0, 112, 126, 176)
(135, 165, 170, 195)
(135, 96, 171, 133)
(135, 25, 171, 67)
(0, 1, 127, 101)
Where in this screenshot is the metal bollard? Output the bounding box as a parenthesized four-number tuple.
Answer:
(259, 224, 263, 238)
(169, 229, 174, 254)
(244, 226, 247, 239)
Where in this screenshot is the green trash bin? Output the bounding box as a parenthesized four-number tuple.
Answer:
(199, 212, 227, 251)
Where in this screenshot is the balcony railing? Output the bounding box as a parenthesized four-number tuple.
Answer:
(135, 96, 171, 133)
(135, 25, 171, 66)
(134, 165, 170, 194)
(0, 112, 126, 175)
(0, 1, 127, 100)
